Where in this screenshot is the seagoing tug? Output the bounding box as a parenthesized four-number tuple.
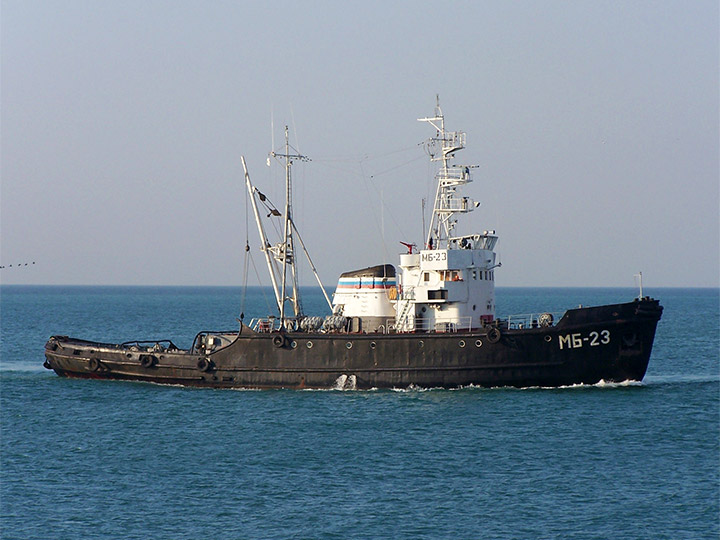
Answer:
(44, 100, 663, 389)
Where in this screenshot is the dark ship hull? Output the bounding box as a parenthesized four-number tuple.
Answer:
(44, 297, 662, 390)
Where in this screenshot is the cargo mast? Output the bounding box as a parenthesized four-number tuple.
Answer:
(243, 127, 332, 327)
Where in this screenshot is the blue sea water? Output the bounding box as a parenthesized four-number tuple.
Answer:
(1, 286, 718, 539)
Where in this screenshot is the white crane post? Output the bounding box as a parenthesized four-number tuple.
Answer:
(242, 156, 282, 314)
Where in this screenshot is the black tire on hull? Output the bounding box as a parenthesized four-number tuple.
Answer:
(486, 327, 501, 343)
(140, 355, 157, 368)
(197, 357, 214, 372)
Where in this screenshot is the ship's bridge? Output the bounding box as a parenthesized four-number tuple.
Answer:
(448, 232, 498, 251)
(395, 243, 498, 332)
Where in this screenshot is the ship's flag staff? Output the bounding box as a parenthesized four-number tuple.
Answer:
(635, 272, 644, 299)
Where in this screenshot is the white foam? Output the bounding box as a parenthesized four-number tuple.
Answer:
(504, 379, 645, 391)
(332, 374, 348, 390)
(391, 384, 433, 393)
(330, 374, 358, 391)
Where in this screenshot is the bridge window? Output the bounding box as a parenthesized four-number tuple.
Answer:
(428, 289, 448, 300)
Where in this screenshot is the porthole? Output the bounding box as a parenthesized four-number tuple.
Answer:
(544, 335, 552, 343)
(419, 340, 424, 348)
(370, 342, 376, 350)
(291, 340, 297, 349)
(306, 341, 313, 349)
(475, 339, 483, 348)
(459, 340, 466, 348)
(346, 342, 353, 349)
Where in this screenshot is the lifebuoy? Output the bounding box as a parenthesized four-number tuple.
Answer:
(486, 327, 501, 344)
(197, 357, 214, 372)
(88, 358, 101, 371)
(272, 335, 285, 348)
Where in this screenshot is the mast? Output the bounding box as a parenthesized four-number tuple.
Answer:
(418, 96, 475, 250)
(243, 128, 333, 325)
(270, 126, 308, 325)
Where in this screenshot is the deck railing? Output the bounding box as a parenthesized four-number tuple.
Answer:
(503, 312, 563, 330)
(382, 316, 474, 334)
(249, 317, 282, 333)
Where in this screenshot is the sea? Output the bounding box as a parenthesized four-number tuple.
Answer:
(1, 286, 718, 540)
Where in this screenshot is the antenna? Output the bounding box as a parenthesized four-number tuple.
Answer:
(268, 108, 275, 167)
(421, 198, 426, 246)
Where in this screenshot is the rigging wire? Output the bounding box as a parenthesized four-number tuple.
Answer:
(312, 143, 422, 163)
(240, 174, 251, 321)
(366, 154, 426, 180)
(312, 145, 426, 242)
(248, 249, 275, 316)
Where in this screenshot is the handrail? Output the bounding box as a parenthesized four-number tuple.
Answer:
(381, 316, 474, 334)
(504, 311, 563, 330)
(190, 329, 241, 351)
(248, 317, 281, 332)
(121, 339, 179, 350)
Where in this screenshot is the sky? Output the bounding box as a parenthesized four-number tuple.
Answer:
(1, 0, 718, 288)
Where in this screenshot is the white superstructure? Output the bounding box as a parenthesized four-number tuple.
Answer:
(331, 264, 397, 332)
(394, 100, 499, 332)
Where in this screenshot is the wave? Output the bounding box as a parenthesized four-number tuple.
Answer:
(385, 380, 644, 392)
(389, 376, 719, 393)
(6, 365, 716, 392)
(0, 362, 48, 373)
(643, 374, 720, 385)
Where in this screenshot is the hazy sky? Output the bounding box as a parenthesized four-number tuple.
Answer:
(2, 0, 718, 288)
